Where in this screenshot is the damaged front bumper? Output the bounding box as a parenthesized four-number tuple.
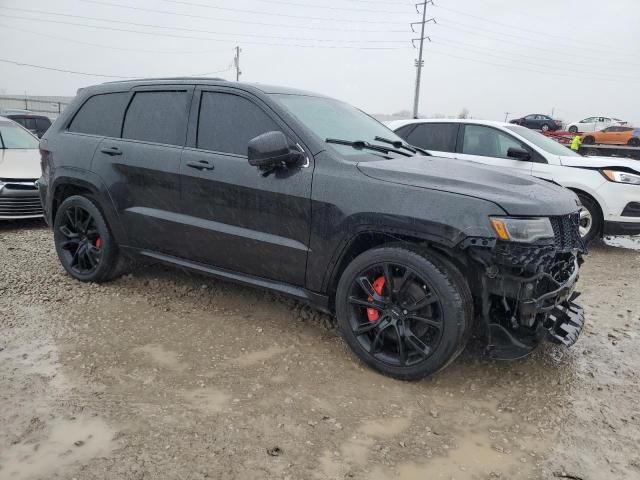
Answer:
(467, 238, 586, 360)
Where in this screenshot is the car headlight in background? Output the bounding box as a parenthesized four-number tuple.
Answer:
(601, 169, 640, 185)
(490, 217, 555, 243)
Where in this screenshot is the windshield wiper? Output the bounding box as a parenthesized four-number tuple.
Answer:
(325, 138, 411, 157)
(374, 136, 430, 156)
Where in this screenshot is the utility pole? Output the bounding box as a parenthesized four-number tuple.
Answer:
(504, 112, 511, 122)
(234, 46, 241, 82)
(411, 1, 435, 119)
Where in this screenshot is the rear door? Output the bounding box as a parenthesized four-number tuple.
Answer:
(177, 87, 313, 285)
(92, 85, 194, 254)
(455, 124, 534, 175)
(401, 122, 459, 158)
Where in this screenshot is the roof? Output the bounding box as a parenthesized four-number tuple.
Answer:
(386, 118, 512, 130)
(95, 77, 324, 97)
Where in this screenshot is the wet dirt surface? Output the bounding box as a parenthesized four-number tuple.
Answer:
(1, 220, 639, 480)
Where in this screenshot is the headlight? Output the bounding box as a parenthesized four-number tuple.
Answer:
(601, 169, 640, 185)
(490, 217, 554, 243)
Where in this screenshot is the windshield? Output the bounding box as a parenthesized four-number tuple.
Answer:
(0, 122, 39, 149)
(271, 94, 407, 157)
(506, 125, 579, 157)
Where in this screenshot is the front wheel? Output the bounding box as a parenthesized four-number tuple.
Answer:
(577, 193, 602, 244)
(335, 246, 472, 380)
(583, 136, 595, 145)
(53, 195, 122, 282)
(628, 138, 640, 147)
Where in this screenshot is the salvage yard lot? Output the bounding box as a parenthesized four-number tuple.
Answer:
(1, 220, 639, 480)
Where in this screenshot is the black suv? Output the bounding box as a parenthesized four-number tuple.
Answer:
(38, 78, 585, 379)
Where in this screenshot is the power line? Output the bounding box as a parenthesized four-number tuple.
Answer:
(0, 23, 232, 55)
(0, 7, 410, 45)
(432, 20, 640, 67)
(432, 37, 639, 80)
(80, 0, 411, 33)
(427, 45, 640, 84)
(157, 0, 409, 25)
(0, 56, 233, 79)
(1, 13, 409, 50)
(185, 0, 412, 14)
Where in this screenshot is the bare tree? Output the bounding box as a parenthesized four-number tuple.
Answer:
(457, 107, 470, 119)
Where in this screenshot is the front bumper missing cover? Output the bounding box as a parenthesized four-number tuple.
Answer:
(546, 295, 584, 346)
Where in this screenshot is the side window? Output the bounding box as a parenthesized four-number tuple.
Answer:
(22, 118, 36, 130)
(197, 92, 280, 155)
(525, 115, 535, 120)
(68, 92, 130, 137)
(405, 123, 457, 152)
(393, 124, 417, 139)
(122, 91, 190, 146)
(35, 118, 51, 131)
(462, 125, 525, 159)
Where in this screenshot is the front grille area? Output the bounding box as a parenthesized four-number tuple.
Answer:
(550, 213, 581, 252)
(0, 194, 43, 218)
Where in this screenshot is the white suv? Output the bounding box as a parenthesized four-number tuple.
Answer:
(388, 118, 640, 243)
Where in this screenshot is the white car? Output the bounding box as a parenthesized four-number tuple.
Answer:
(387, 118, 640, 243)
(566, 116, 627, 133)
(0, 116, 43, 219)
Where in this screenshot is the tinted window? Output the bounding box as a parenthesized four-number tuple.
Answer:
(69, 92, 129, 137)
(462, 125, 523, 159)
(35, 118, 51, 131)
(197, 92, 280, 155)
(122, 91, 190, 146)
(394, 124, 416, 138)
(404, 123, 458, 152)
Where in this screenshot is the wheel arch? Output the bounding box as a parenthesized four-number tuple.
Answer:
(568, 187, 604, 234)
(323, 229, 468, 312)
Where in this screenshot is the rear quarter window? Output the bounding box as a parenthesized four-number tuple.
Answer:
(122, 91, 190, 146)
(68, 92, 130, 137)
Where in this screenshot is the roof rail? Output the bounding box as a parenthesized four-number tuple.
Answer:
(102, 77, 227, 84)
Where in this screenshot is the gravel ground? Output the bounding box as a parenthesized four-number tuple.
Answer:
(1, 220, 639, 480)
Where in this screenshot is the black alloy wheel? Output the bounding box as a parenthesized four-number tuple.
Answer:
(336, 247, 472, 380)
(54, 195, 121, 282)
(346, 262, 443, 368)
(58, 205, 102, 274)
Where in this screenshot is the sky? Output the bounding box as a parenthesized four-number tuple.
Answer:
(1, 0, 639, 123)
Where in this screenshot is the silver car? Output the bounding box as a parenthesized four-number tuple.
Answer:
(0, 116, 43, 219)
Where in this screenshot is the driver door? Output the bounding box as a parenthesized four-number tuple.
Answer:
(177, 88, 313, 285)
(454, 124, 533, 176)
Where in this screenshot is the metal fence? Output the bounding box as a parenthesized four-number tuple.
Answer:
(0, 95, 73, 118)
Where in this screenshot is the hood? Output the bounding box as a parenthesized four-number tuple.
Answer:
(559, 155, 640, 173)
(357, 155, 580, 216)
(0, 148, 41, 180)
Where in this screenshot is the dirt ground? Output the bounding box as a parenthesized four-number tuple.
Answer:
(1, 220, 639, 480)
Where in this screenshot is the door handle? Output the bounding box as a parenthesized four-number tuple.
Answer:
(186, 160, 215, 171)
(100, 146, 122, 156)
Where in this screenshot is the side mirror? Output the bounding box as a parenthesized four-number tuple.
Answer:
(507, 147, 531, 161)
(247, 131, 299, 168)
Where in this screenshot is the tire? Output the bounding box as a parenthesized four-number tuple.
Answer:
(541, 123, 550, 132)
(335, 246, 473, 380)
(53, 195, 122, 282)
(568, 126, 578, 134)
(576, 193, 602, 244)
(628, 138, 640, 147)
(583, 136, 595, 145)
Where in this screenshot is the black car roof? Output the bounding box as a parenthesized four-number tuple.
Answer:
(92, 77, 324, 98)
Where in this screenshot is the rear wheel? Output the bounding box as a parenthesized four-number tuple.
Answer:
(577, 193, 602, 244)
(568, 126, 578, 133)
(541, 123, 550, 132)
(335, 246, 472, 380)
(53, 195, 121, 282)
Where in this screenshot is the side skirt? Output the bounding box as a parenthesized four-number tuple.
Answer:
(123, 247, 331, 314)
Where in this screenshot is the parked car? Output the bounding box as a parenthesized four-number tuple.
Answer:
(582, 126, 640, 146)
(4, 113, 52, 138)
(566, 116, 626, 133)
(509, 114, 561, 132)
(389, 118, 640, 244)
(0, 116, 43, 219)
(39, 79, 585, 379)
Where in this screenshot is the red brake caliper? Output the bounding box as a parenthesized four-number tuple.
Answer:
(95, 238, 102, 249)
(367, 276, 386, 322)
